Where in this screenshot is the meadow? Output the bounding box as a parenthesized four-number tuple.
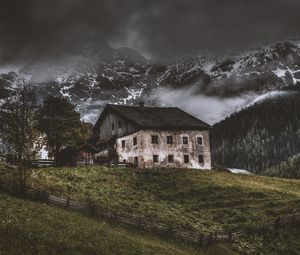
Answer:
(1, 165, 299, 234)
(0, 192, 201, 255)
(0, 190, 299, 255)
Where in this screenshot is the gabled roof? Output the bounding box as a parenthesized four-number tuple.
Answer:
(94, 104, 210, 132)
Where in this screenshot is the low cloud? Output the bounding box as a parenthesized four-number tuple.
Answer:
(77, 99, 109, 124)
(152, 86, 253, 125)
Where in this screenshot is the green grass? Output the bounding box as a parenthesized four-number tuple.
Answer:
(0, 192, 199, 255)
(1, 192, 299, 255)
(1, 165, 299, 234)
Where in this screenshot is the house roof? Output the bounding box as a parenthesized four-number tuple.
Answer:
(94, 104, 210, 132)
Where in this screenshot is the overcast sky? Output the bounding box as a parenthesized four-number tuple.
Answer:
(1, 0, 300, 63)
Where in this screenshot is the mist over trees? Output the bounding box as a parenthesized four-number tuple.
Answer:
(211, 91, 300, 174)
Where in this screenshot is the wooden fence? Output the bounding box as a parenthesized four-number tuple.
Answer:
(6, 159, 54, 168)
(0, 180, 299, 246)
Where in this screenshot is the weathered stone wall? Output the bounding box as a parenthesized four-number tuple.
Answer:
(116, 130, 144, 165)
(116, 129, 211, 169)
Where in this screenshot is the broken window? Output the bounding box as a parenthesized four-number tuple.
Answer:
(168, 155, 174, 163)
(182, 136, 188, 145)
(133, 137, 137, 146)
(167, 136, 173, 144)
(134, 157, 138, 166)
(151, 135, 159, 144)
(184, 155, 189, 164)
(122, 140, 125, 148)
(153, 155, 159, 163)
(197, 136, 203, 145)
(111, 123, 115, 130)
(118, 121, 122, 129)
(199, 155, 204, 165)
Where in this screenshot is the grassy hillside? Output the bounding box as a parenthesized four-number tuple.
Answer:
(1, 192, 300, 255)
(1, 165, 299, 234)
(0, 192, 198, 255)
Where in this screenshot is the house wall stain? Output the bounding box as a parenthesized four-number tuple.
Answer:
(116, 129, 211, 169)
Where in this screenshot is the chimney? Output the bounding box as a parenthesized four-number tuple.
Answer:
(138, 101, 145, 109)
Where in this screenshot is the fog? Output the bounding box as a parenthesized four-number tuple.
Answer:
(152, 86, 254, 125)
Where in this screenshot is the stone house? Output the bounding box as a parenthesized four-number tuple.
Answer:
(93, 103, 211, 169)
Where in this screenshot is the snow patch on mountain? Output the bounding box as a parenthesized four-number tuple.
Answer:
(245, 90, 298, 109)
(2, 39, 300, 124)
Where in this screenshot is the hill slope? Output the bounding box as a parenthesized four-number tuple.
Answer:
(0, 193, 196, 255)
(211, 89, 300, 173)
(1, 166, 299, 234)
(1, 192, 300, 255)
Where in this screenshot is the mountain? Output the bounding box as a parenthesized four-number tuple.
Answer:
(211, 87, 300, 173)
(202, 41, 300, 97)
(2, 39, 300, 122)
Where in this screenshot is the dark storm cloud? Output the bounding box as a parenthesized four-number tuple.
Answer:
(0, 0, 300, 63)
(129, 0, 300, 59)
(0, 0, 138, 62)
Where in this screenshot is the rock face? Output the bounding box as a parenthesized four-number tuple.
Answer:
(2, 40, 300, 122)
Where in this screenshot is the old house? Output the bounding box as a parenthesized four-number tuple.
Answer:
(93, 103, 211, 169)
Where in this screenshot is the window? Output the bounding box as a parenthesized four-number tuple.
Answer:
(167, 136, 173, 144)
(199, 155, 204, 165)
(153, 155, 159, 163)
(182, 136, 189, 145)
(151, 135, 159, 144)
(133, 137, 137, 146)
(134, 157, 138, 166)
(168, 155, 174, 163)
(184, 155, 190, 164)
(123, 159, 126, 163)
(111, 123, 115, 130)
(118, 121, 122, 129)
(122, 140, 125, 148)
(197, 136, 203, 145)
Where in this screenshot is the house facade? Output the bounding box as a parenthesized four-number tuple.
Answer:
(93, 104, 211, 169)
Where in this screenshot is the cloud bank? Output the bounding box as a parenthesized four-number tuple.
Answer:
(0, 0, 300, 63)
(152, 86, 253, 125)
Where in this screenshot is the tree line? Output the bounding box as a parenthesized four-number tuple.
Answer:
(211, 90, 300, 175)
(262, 154, 300, 179)
(0, 83, 92, 175)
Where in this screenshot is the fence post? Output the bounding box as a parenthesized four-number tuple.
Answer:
(168, 226, 173, 236)
(275, 216, 280, 230)
(86, 197, 96, 217)
(42, 191, 49, 203)
(198, 234, 203, 247)
(292, 213, 296, 224)
(209, 232, 213, 244)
